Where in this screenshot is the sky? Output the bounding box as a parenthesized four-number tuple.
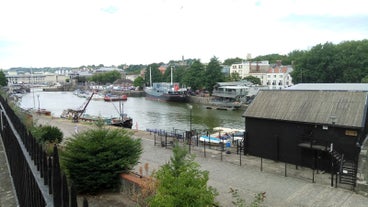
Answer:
(0, 0, 367, 69)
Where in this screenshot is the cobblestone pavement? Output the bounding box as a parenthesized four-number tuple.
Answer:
(0, 137, 18, 207)
(3, 115, 368, 207)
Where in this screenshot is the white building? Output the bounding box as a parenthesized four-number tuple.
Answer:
(230, 60, 293, 88)
(266, 66, 293, 89)
(230, 61, 270, 78)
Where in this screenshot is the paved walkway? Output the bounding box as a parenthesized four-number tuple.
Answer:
(31, 115, 368, 206)
(0, 136, 18, 207)
(133, 132, 368, 207)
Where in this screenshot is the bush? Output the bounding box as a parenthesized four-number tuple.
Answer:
(31, 125, 63, 144)
(60, 128, 142, 194)
(149, 144, 218, 207)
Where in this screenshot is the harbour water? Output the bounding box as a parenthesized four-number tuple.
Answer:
(18, 91, 245, 132)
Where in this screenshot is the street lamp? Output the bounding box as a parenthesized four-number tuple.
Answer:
(188, 104, 193, 132)
(37, 94, 40, 112)
(188, 104, 193, 153)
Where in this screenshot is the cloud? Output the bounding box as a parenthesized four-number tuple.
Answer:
(0, 0, 367, 69)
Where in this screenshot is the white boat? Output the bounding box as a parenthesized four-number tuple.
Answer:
(212, 127, 245, 141)
(199, 129, 233, 144)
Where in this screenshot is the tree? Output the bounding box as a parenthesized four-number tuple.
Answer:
(205, 57, 224, 94)
(89, 70, 122, 84)
(252, 54, 287, 65)
(223, 57, 244, 66)
(289, 40, 368, 84)
(243, 76, 261, 85)
(182, 60, 205, 90)
(145, 63, 164, 86)
(228, 71, 241, 81)
(60, 128, 142, 194)
(133, 76, 145, 89)
(0, 70, 8, 86)
(149, 144, 218, 207)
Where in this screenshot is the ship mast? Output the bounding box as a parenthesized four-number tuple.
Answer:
(171, 66, 173, 85)
(149, 67, 152, 87)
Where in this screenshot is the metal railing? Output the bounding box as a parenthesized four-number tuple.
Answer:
(0, 95, 85, 207)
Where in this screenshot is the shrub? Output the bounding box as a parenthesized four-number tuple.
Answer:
(149, 144, 218, 207)
(60, 128, 142, 194)
(31, 125, 63, 144)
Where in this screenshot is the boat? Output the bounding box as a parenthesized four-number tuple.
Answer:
(104, 94, 128, 102)
(144, 67, 188, 102)
(199, 133, 232, 144)
(199, 127, 245, 144)
(110, 113, 133, 129)
(108, 101, 133, 129)
(35, 108, 52, 116)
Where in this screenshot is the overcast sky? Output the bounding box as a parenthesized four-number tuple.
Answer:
(1, 0, 367, 69)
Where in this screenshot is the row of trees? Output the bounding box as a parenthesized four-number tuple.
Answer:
(144, 57, 225, 93)
(289, 40, 368, 84)
(140, 39, 368, 90)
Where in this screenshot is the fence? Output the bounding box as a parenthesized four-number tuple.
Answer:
(150, 128, 335, 186)
(0, 95, 87, 207)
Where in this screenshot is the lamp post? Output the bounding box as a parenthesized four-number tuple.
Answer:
(188, 104, 193, 132)
(188, 104, 193, 153)
(37, 94, 40, 112)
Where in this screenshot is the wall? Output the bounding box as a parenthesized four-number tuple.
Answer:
(245, 117, 361, 170)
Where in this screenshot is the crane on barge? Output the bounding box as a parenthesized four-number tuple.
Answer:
(60, 92, 95, 122)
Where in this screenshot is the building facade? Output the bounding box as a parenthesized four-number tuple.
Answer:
(230, 60, 293, 88)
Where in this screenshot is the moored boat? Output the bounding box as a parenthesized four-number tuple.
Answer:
(144, 67, 188, 102)
(104, 94, 128, 102)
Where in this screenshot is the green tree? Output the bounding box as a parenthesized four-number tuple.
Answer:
(145, 63, 164, 86)
(163, 65, 187, 86)
(205, 56, 224, 94)
(228, 71, 241, 81)
(89, 70, 122, 84)
(243, 76, 261, 85)
(362, 75, 368, 83)
(223, 57, 244, 66)
(0, 70, 8, 86)
(133, 76, 145, 89)
(182, 60, 205, 91)
(252, 54, 287, 65)
(289, 40, 368, 84)
(60, 128, 142, 194)
(149, 144, 218, 207)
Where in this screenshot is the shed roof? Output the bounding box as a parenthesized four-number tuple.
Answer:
(243, 90, 368, 128)
(286, 83, 368, 91)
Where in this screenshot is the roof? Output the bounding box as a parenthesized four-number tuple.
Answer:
(286, 83, 368, 91)
(243, 90, 368, 128)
